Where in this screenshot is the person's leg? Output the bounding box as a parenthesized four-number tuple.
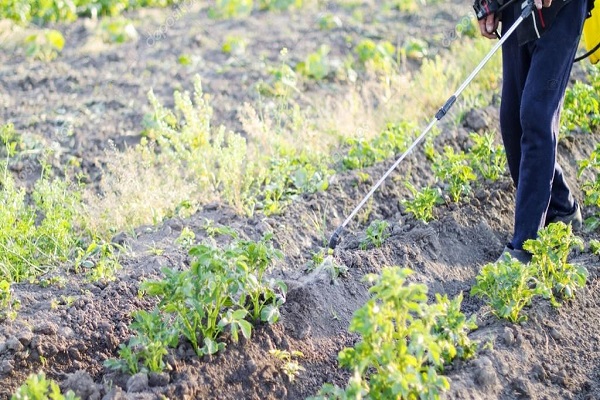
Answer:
(512, 0, 587, 249)
(499, 5, 531, 187)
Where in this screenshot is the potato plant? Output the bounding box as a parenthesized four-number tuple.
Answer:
(560, 65, 600, 135)
(432, 146, 477, 203)
(11, 372, 79, 400)
(523, 222, 587, 306)
(473, 223, 587, 322)
(107, 232, 286, 373)
(578, 143, 600, 230)
(401, 182, 443, 222)
(359, 219, 390, 250)
(468, 131, 506, 181)
(312, 267, 477, 400)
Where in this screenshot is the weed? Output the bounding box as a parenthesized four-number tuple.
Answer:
(311, 267, 476, 399)
(75, 241, 123, 283)
(359, 220, 390, 250)
(269, 349, 305, 381)
(401, 38, 429, 61)
(0, 280, 19, 321)
(11, 372, 79, 400)
(401, 182, 443, 222)
(317, 13, 342, 30)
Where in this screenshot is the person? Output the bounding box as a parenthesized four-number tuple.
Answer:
(477, 0, 595, 263)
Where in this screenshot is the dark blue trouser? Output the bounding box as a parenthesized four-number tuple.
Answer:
(499, 0, 587, 250)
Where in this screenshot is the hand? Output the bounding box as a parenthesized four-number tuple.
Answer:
(534, 0, 552, 9)
(478, 14, 499, 39)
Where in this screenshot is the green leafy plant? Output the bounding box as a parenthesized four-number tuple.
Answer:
(98, 17, 138, 44)
(342, 122, 416, 170)
(471, 257, 541, 322)
(269, 349, 305, 381)
(11, 372, 80, 400)
(355, 39, 396, 73)
(108, 232, 286, 372)
(259, 0, 302, 11)
(359, 219, 390, 250)
(560, 65, 600, 135)
(578, 142, 600, 230)
(312, 267, 477, 400)
(401, 38, 429, 61)
(296, 45, 332, 81)
(317, 13, 342, 30)
(0, 280, 19, 321)
(401, 182, 443, 222)
(75, 241, 123, 282)
(24, 29, 65, 61)
(175, 227, 196, 249)
(468, 131, 506, 181)
(432, 146, 477, 202)
(523, 222, 587, 306)
(222, 35, 247, 56)
(208, 0, 253, 19)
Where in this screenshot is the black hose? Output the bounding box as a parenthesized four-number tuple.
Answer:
(574, 40, 600, 62)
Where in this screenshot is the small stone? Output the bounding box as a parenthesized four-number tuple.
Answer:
(0, 360, 14, 374)
(549, 327, 562, 341)
(148, 372, 170, 387)
(17, 330, 34, 347)
(532, 364, 547, 381)
(102, 387, 127, 400)
(6, 337, 24, 352)
(127, 372, 149, 393)
(464, 108, 490, 131)
(474, 357, 497, 387)
(502, 327, 515, 346)
(111, 232, 128, 245)
(34, 322, 58, 335)
(68, 348, 82, 361)
(63, 370, 101, 400)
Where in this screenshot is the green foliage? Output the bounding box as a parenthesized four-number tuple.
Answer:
(108, 233, 286, 373)
(342, 122, 417, 170)
(259, 149, 332, 215)
(269, 349, 305, 381)
(401, 38, 428, 61)
(471, 258, 541, 322)
(74, 241, 123, 282)
(24, 30, 65, 61)
(259, 0, 302, 11)
(0, 280, 19, 321)
(208, 0, 253, 19)
(174, 227, 196, 249)
(317, 13, 342, 30)
(0, 161, 80, 282)
(0, 0, 180, 24)
(432, 146, 477, 202)
(472, 223, 587, 322)
(401, 182, 443, 222)
(221, 35, 247, 56)
(296, 45, 332, 81)
(578, 142, 600, 230)
(311, 267, 477, 400)
(355, 39, 396, 73)
(359, 220, 390, 250)
(561, 65, 600, 135)
(98, 17, 138, 44)
(468, 131, 506, 181)
(523, 222, 587, 306)
(11, 372, 80, 400)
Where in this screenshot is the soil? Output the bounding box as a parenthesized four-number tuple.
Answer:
(1, 1, 600, 400)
